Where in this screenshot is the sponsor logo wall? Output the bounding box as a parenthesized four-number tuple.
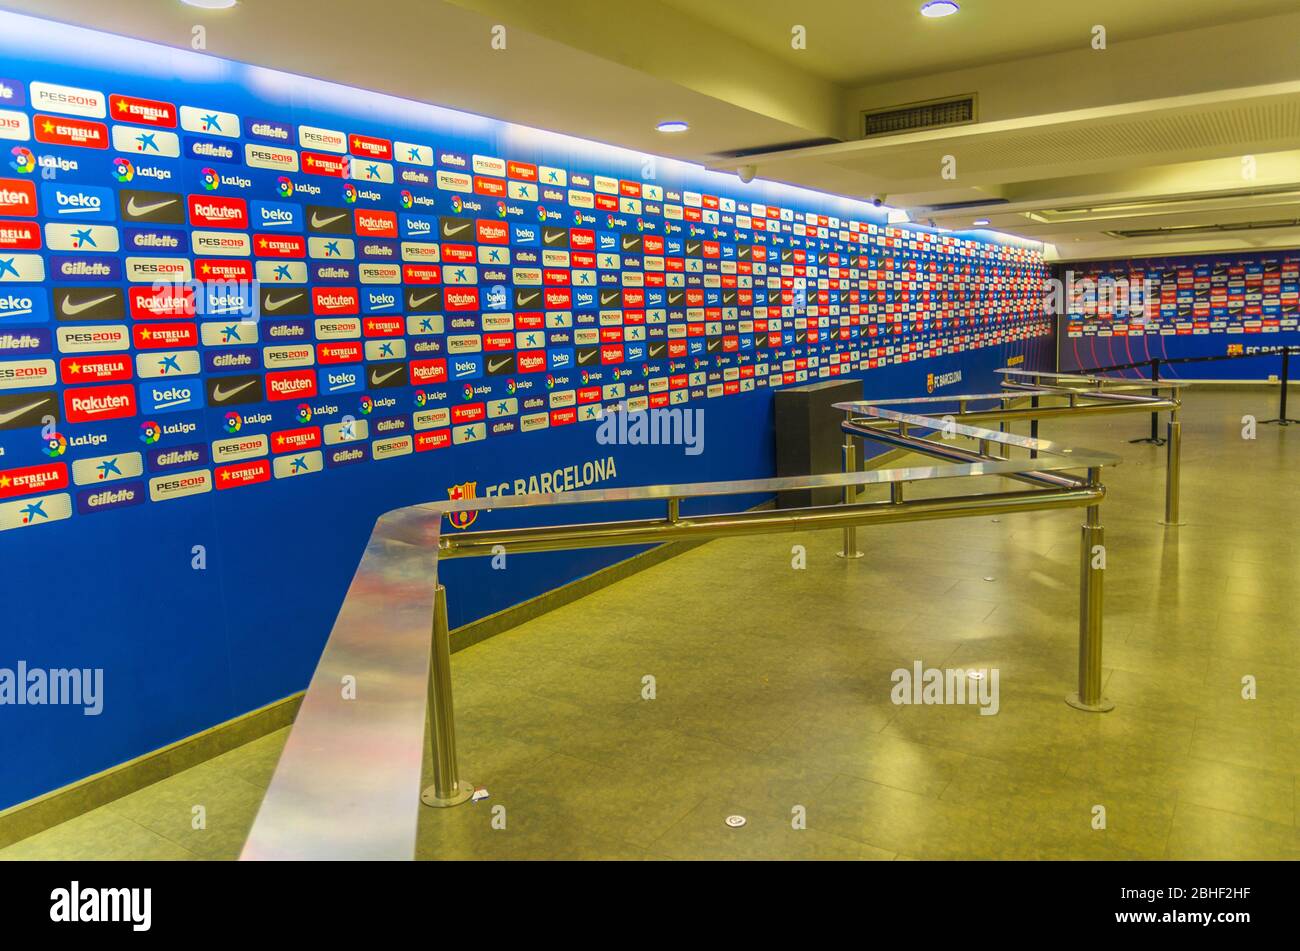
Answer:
(0, 11, 1053, 810)
(1058, 251, 1300, 378)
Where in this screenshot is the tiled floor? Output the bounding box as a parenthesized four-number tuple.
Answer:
(4, 388, 1296, 860)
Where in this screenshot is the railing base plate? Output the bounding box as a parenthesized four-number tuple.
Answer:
(836, 550, 864, 559)
(1065, 693, 1115, 713)
(422, 781, 476, 808)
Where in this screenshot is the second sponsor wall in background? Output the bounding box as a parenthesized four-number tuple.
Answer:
(1057, 250, 1300, 379)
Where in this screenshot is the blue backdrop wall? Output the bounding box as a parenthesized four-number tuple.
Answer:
(0, 11, 1052, 809)
(1056, 250, 1300, 380)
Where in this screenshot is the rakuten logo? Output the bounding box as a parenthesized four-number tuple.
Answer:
(64, 384, 137, 422)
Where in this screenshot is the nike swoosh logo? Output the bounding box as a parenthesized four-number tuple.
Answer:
(60, 294, 117, 316)
(311, 211, 347, 229)
(212, 380, 255, 402)
(578, 350, 597, 364)
(409, 292, 440, 308)
(649, 345, 665, 357)
(442, 223, 470, 237)
(126, 197, 177, 217)
(515, 291, 540, 305)
(543, 232, 564, 244)
(0, 398, 47, 426)
(372, 367, 403, 385)
(622, 238, 638, 249)
(487, 357, 511, 372)
(263, 293, 304, 312)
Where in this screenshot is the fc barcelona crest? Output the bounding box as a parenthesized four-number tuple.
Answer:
(446, 481, 479, 530)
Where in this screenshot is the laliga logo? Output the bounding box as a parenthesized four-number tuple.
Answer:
(342, 183, 357, 204)
(224, 411, 242, 434)
(572, 210, 583, 225)
(461, 382, 473, 401)
(201, 167, 219, 191)
(139, 421, 162, 445)
(450, 195, 463, 214)
(414, 390, 427, 408)
(113, 157, 134, 182)
(504, 378, 516, 395)
(545, 373, 555, 390)
(581, 370, 590, 385)
(276, 176, 294, 198)
(358, 395, 373, 416)
(297, 402, 312, 423)
(496, 200, 507, 218)
(535, 205, 546, 222)
(43, 432, 68, 458)
(400, 189, 413, 209)
(9, 146, 35, 174)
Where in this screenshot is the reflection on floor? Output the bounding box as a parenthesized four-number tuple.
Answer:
(4, 388, 1297, 860)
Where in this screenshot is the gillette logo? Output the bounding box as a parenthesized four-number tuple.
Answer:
(0, 331, 44, 351)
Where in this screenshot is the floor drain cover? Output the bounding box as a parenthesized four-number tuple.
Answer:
(725, 815, 747, 828)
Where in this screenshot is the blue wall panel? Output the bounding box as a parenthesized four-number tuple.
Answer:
(0, 11, 1052, 809)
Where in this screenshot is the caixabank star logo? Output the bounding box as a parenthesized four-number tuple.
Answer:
(446, 481, 478, 530)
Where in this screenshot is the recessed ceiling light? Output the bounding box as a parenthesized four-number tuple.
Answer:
(920, 1, 960, 17)
(656, 121, 689, 133)
(181, 0, 238, 8)
(973, 218, 990, 226)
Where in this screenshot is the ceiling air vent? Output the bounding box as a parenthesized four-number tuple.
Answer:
(862, 95, 976, 138)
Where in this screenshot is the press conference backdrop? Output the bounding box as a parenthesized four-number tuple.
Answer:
(0, 11, 1053, 809)
(1056, 250, 1300, 379)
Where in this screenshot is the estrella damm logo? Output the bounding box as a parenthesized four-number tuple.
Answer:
(446, 481, 478, 530)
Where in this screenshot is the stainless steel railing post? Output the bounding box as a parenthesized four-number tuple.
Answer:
(890, 422, 906, 503)
(837, 426, 863, 559)
(421, 584, 475, 807)
(1068, 468, 1114, 712)
(1162, 411, 1183, 525)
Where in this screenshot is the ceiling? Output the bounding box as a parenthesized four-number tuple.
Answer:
(657, 0, 1300, 86)
(3, 0, 1299, 261)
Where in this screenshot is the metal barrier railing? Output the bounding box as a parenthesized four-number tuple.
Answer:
(1062, 347, 1300, 432)
(241, 407, 1121, 860)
